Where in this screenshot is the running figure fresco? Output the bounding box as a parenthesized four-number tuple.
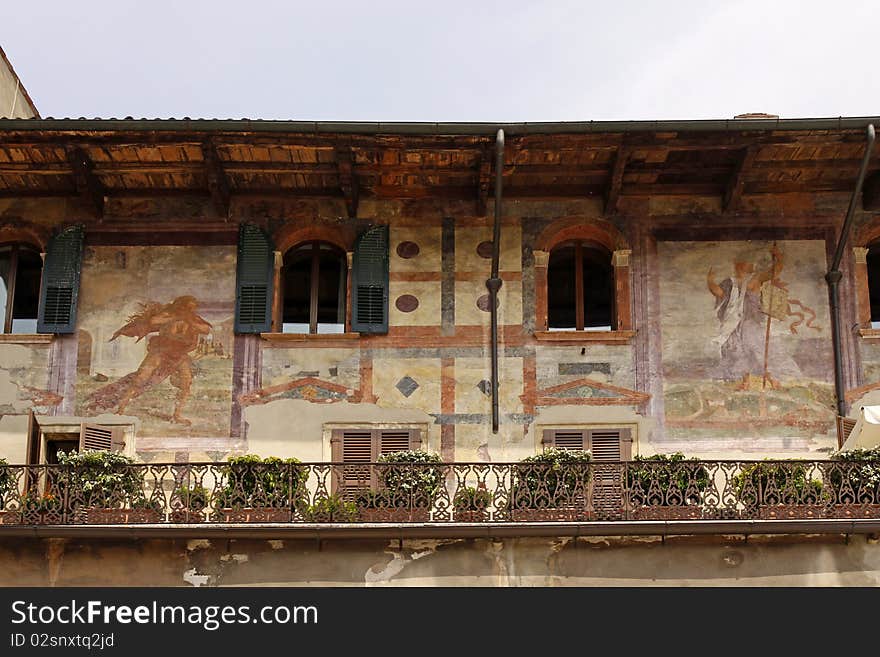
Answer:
(84, 295, 212, 425)
(706, 243, 820, 390)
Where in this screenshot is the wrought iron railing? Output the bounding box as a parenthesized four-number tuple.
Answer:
(0, 459, 878, 525)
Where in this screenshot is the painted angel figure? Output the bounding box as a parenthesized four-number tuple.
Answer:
(84, 295, 212, 425)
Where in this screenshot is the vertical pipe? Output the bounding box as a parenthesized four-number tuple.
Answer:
(826, 123, 875, 418)
(487, 129, 505, 433)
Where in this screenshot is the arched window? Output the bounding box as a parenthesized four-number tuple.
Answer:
(282, 241, 347, 334)
(0, 243, 42, 334)
(868, 244, 880, 328)
(547, 241, 614, 331)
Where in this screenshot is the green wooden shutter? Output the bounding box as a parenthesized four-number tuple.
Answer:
(234, 223, 274, 333)
(37, 225, 84, 334)
(351, 225, 389, 334)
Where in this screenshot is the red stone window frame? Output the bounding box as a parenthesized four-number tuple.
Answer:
(533, 218, 633, 342)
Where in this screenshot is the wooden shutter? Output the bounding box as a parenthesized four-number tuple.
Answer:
(379, 429, 420, 455)
(79, 423, 125, 452)
(586, 428, 630, 520)
(542, 429, 586, 451)
(37, 225, 84, 334)
(351, 226, 389, 334)
(332, 428, 420, 495)
(234, 223, 274, 333)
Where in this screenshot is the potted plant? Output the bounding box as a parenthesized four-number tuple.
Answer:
(170, 484, 209, 523)
(0, 458, 16, 524)
(825, 447, 880, 518)
(215, 455, 308, 522)
(356, 450, 443, 522)
(510, 449, 592, 521)
(625, 453, 710, 520)
(304, 494, 358, 523)
(19, 491, 64, 524)
(453, 486, 492, 522)
(56, 450, 159, 524)
(733, 460, 826, 519)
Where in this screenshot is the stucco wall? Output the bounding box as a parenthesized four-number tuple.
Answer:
(1, 534, 877, 586)
(0, 51, 37, 119)
(0, 194, 868, 464)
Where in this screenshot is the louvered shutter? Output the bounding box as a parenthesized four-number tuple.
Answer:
(234, 223, 274, 333)
(351, 226, 389, 334)
(37, 225, 84, 334)
(79, 423, 125, 452)
(333, 430, 374, 496)
(542, 429, 587, 452)
(586, 428, 630, 520)
(378, 429, 420, 455)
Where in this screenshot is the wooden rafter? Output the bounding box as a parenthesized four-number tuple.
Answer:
(476, 145, 492, 216)
(66, 146, 105, 217)
(201, 140, 230, 218)
(723, 145, 758, 213)
(335, 145, 358, 218)
(604, 147, 630, 215)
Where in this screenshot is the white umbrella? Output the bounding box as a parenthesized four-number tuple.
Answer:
(840, 405, 880, 451)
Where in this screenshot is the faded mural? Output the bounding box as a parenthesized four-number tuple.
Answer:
(659, 240, 835, 442)
(75, 246, 235, 438)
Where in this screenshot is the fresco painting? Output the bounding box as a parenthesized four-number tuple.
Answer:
(75, 246, 235, 437)
(659, 240, 835, 440)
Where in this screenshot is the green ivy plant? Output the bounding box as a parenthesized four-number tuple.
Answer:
(625, 453, 710, 507)
(216, 455, 308, 510)
(57, 450, 144, 508)
(0, 458, 14, 508)
(513, 449, 592, 509)
(304, 494, 358, 522)
(733, 461, 824, 507)
(173, 484, 209, 511)
(827, 447, 880, 504)
(453, 486, 492, 511)
(374, 450, 443, 508)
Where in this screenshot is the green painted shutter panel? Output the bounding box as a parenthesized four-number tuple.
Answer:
(37, 225, 84, 334)
(234, 224, 274, 333)
(351, 225, 389, 334)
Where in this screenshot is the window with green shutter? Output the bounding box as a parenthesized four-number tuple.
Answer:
(37, 225, 84, 334)
(351, 225, 389, 334)
(235, 223, 274, 333)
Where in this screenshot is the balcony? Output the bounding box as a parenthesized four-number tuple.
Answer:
(0, 459, 878, 538)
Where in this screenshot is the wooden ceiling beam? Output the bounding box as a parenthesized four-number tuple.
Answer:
(201, 140, 230, 218)
(723, 145, 758, 213)
(604, 147, 630, 215)
(335, 145, 359, 218)
(66, 146, 105, 218)
(476, 146, 492, 216)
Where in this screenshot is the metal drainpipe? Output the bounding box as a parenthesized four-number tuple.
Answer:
(487, 129, 505, 433)
(826, 123, 875, 418)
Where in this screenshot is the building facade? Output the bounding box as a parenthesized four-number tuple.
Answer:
(1, 117, 879, 585)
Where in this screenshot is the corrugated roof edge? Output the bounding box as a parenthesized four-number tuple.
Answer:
(0, 116, 878, 135)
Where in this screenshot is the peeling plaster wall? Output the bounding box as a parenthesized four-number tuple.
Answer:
(0, 535, 878, 587)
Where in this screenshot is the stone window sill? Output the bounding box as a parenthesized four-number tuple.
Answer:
(533, 330, 636, 344)
(0, 334, 54, 344)
(260, 332, 361, 342)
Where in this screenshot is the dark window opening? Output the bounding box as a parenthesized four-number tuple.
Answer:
(547, 241, 614, 330)
(45, 436, 79, 465)
(0, 244, 42, 334)
(282, 242, 346, 334)
(868, 246, 880, 327)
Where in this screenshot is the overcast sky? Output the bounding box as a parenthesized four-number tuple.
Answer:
(3, 0, 878, 122)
